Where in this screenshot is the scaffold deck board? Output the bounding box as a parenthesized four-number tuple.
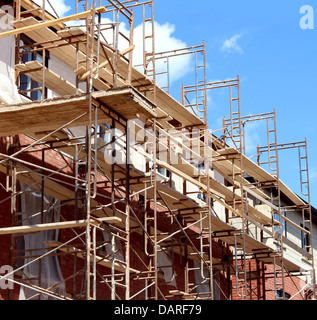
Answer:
(16, 60, 82, 96)
(0, 94, 91, 136)
(20, 0, 69, 30)
(278, 180, 306, 207)
(0, 87, 157, 136)
(12, 17, 204, 129)
(257, 255, 301, 273)
(215, 147, 274, 183)
(216, 147, 306, 207)
(13, 17, 87, 69)
(93, 86, 157, 119)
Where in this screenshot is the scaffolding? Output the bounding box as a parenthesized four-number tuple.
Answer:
(0, 0, 315, 301)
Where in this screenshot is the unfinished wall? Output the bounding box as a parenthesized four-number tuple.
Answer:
(283, 209, 317, 282)
(0, 35, 14, 78)
(0, 6, 15, 79)
(48, 53, 86, 98)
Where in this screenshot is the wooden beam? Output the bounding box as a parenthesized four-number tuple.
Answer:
(12, 16, 204, 128)
(20, 0, 65, 30)
(157, 159, 226, 202)
(16, 60, 83, 96)
(0, 217, 121, 236)
(0, 163, 74, 202)
(0, 7, 107, 39)
(79, 44, 136, 81)
(280, 213, 310, 235)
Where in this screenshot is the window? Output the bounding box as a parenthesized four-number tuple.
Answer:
(300, 224, 310, 252)
(138, 194, 145, 207)
(19, 36, 48, 101)
(98, 123, 111, 142)
(276, 289, 291, 300)
(158, 167, 170, 178)
(198, 162, 213, 174)
(273, 211, 286, 237)
(197, 192, 206, 202)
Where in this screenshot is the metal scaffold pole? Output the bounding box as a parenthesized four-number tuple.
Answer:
(84, 0, 95, 300)
(0, 0, 314, 302)
(258, 138, 316, 299)
(205, 128, 214, 300)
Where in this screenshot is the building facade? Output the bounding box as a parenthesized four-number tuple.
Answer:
(0, 0, 315, 300)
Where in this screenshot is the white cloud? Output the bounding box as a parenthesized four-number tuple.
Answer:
(243, 120, 269, 157)
(99, 19, 193, 88)
(221, 34, 243, 54)
(134, 21, 192, 86)
(61, 5, 193, 88)
(244, 125, 260, 156)
(29, 2, 193, 87)
(222, 118, 264, 156)
(33, 0, 71, 17)
(310, 167, 317, 181)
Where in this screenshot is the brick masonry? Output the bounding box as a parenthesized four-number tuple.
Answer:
(0, 134, 311, 300)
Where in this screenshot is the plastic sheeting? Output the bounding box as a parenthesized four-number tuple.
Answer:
(0, 74, 31, 105)
(157, 247, 177, 288)
(194, 261, 220, 299)
(0, 74, 23, 104)
(19, 183, 66, 300)
(0, 23, 15, 79)
(100, 227, 125, 265)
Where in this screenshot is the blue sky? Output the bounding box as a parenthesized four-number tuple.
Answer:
(152, 0, 317, 207)
(59, 0, 317, 207)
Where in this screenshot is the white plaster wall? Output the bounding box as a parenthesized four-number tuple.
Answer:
(131, 145, 146, 172)
(0, 6, 15, 79)
(47, 53, 85, 98)
(0, 35, 30, 104)
(171, 174, 183, 194)
(213, 169, 226, 221)
(283, 208, 317, 279)
(259, 200, 317, 281)
(285, 210, 302, 248)
(0, 35, 15, 78)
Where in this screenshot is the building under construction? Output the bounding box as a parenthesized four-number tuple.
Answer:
(0, 0, 315, 300)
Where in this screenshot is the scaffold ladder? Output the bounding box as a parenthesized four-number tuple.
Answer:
(142, 0, 156, 100)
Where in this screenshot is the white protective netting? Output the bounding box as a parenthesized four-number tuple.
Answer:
(19, 183, 66, 300)
(0, 74, 23, 104)
(194, 261, 220, 299)
(157, 247, 177, 288)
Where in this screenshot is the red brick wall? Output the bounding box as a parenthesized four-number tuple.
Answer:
(0, 134, 309, 300)
(230, 259, 309, 300)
